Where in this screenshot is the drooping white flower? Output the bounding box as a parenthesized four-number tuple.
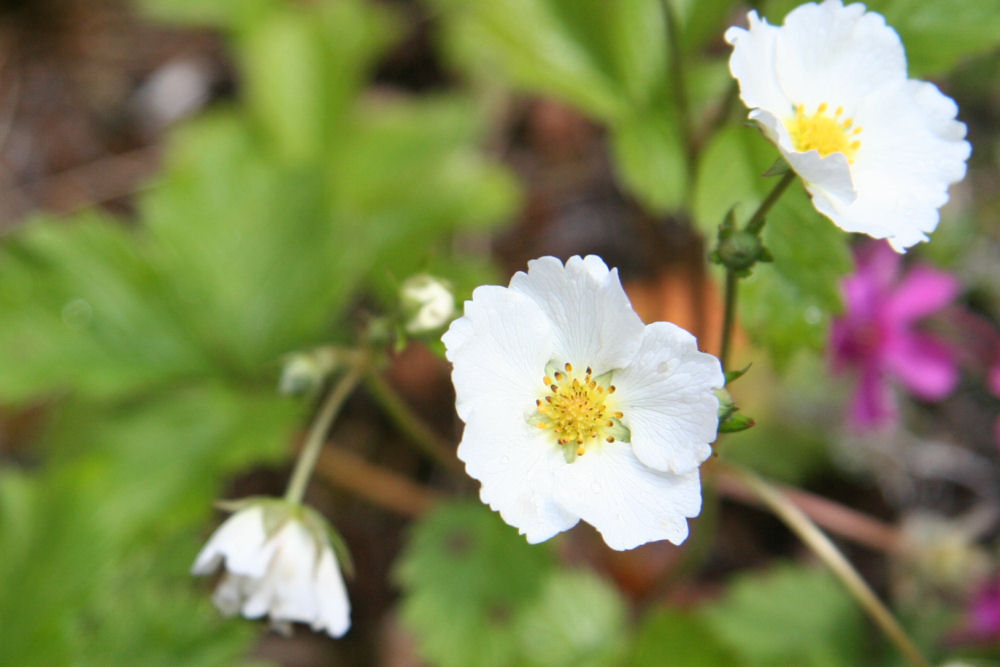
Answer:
(191, 501, 351, 638)
(442, 255, 723, 551)
(400, 274, 456, 334)
(725, 0, 970, 252)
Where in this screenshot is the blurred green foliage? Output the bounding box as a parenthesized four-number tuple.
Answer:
(0, 0, 516, 662)
(2, 0, 999, 663)
(394, 502, 629, 667)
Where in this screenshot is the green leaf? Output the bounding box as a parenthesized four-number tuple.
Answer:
(703, 563, 866, 667)
(394, 501, 554, 667)
(632, 609, 745, 667)
(43, 386, 299, 538)
(670, 0, 739, 54)
(870, 0, 1000, 76)
(0, 213, 211, 402)
(332, 96, 520, 283)
(142, 113, 371, 374)
(610, 105, 688, 213)
(433, 0, 669, 121)
(516, 570, 630, 667)
(237, 0, 394, 162)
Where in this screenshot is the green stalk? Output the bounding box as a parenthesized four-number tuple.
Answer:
(284, 358, 366, 505)
(363, 370, 463, 474)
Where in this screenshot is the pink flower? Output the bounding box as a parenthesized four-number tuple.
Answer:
(831, 241, 959, 428)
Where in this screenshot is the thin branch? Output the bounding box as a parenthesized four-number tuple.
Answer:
(314, 445, 442, 517)
(714, 467, 904, 554)
(729, 465, 929, 667)
(363, 370, 463, 474)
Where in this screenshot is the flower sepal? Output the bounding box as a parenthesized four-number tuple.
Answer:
(715, 388, 756, 434)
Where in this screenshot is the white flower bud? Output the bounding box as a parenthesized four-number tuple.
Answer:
(191, 500, 351, 638)
(400, 274, 455, 335)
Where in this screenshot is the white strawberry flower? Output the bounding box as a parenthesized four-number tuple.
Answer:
(442, 255, 723, 551)
(726, 0, 970, 252)
(191, 500, 351, 638)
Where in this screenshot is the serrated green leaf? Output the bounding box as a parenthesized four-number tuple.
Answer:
(394, 502, 554, 667)
(632, 608, 746, 667)
(0, 214, 212, 402)
(703, 563, 866, 667)
(516, 570, 629, 667)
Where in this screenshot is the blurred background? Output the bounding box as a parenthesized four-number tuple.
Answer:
(1, 0, 1000, 664)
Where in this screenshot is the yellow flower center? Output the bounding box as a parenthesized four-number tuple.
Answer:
(528, 362, 630, 463)
(786, 102, 862, 162)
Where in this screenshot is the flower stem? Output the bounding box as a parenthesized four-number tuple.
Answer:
(745, 169, 796, 234)
(716, 170, 797, 370)
(719, 269, 739, 371)
(363, 370, 464, 474)
(730, 465, 930, 667)
(284, 356, 367, 505)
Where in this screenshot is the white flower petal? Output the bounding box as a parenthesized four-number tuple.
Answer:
(750, 109, 858, 204)
(725, 12, 789, 113)
(458, 412, 579, 544)
(508, 255, 644, 372)
(772, 0, 905, 107)
(552, 443, 702, 551)
(191, 506, 269, 577)
(446, 256, 721, 551)
(192, 504, 352, 639)
(614, 322, 723, 475)
(313, 548, 351, 637)
(444, 285, 555, 423)
(816, 80, 970, 251)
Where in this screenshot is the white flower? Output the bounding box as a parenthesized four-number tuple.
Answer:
(442, 255, 723, 551)
(725, 0, 970, 252)
(191, 502, 351, 638)
(401, 274, 456, 334)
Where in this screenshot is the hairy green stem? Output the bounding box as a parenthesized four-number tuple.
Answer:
(717, 170, 797, 370)
(284, 358, 366, 505)
(719, 270, 739, 371)
(745, 169, 796, 234)
(731, 465, 930, 667)
(364, 370, 463, 474)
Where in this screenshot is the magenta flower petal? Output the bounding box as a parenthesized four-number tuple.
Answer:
(886, 265, 960, 324)
(831, 240, 959, 430)
(849, 365, 896, 428)
(884, 333, 958, 400)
